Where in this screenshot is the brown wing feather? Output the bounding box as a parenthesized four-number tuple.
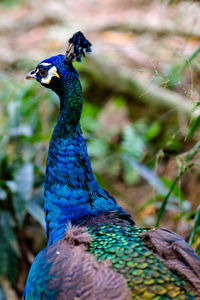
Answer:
(44, 224, 130, 300)
(140, 228, 200, 297)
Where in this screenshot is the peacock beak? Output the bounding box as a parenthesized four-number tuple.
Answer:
(26, 69, 37, 80)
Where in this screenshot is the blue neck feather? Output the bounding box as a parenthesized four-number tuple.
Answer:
(43, 56, 133, 246)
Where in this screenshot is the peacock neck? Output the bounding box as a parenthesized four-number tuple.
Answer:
(44, 79, 124, 246)
(52, 71, 83, 138)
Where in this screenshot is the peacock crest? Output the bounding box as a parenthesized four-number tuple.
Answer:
(64, 31, 92, 64)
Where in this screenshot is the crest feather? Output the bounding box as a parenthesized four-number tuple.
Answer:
(64, 31, 92, 64)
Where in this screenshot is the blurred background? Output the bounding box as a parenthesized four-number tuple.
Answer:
(0, 0, 200, 298)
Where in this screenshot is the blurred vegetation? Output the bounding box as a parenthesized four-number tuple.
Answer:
(0, 0, 200, 298)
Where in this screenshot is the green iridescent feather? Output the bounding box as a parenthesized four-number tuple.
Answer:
(87, 220, 195, 299)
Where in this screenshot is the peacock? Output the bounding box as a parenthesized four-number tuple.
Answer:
(24, 31, 200, 300)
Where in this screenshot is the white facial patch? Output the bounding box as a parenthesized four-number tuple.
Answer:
(40, 62, 51, 66)
(41, 66, 60, 84)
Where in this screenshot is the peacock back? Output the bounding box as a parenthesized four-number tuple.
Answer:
(87, 218, 195, 299)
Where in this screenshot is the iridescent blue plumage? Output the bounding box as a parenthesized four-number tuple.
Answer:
(24, 32, 200, 299)
(45, 130, 132, 245)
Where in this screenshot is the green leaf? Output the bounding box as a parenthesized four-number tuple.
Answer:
(122, 154, 177, 201)
(0, 212, 20, 257)
(187, 115, 200, 140)
(138, 195, 165, 212)
(113, 96, 125, 108)
(181, 46, 200, 71)
(0, 188, 7, 201)
(0, 212, 19, 282)
(13, 162, 34, 225)
(81, 116, 100, 132)
(123, 160, 140, 185)
(156, 174, 181, 227)
(122, 125, 146, 160)
(122, 126, 146, 183)
(189, 205, 200, 245)
(144, 121, 161, 140)
(196, 243, 200, 256)
(27, 200, 45, 229)
(81, 102, 100, 132)
(87, 138, 109, 158)
(161, 177, 183, 202)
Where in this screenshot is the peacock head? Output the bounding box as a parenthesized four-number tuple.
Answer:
(26, 31, 92, 96)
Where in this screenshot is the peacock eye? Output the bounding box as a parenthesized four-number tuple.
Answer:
(39, 68, 48, 78)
